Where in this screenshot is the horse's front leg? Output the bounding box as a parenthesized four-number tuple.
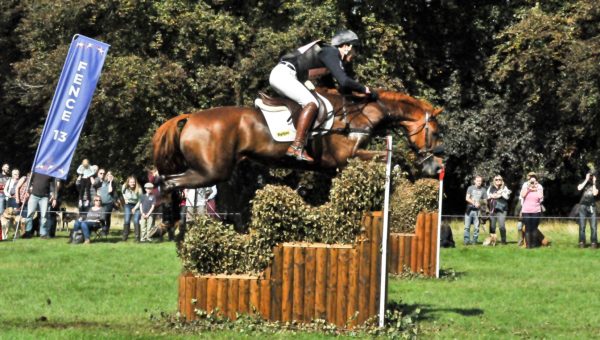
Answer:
(353, 149, 387, 162)
(349, 134, 386, 162)
(163, 169, 214, 191)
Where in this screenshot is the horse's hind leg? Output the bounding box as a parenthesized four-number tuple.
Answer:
(163, 169, 214, 190)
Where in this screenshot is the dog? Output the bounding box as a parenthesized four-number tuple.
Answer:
(477, 198, 490, 233)
(519, 224, 551, 247)
(59, 210, 79, 231)
(440, 221, 455, 248)
(1, 207, 17, 240)
(482, 233, 498, 246)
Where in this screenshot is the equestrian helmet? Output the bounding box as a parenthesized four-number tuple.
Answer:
(331, 30, 359, 47)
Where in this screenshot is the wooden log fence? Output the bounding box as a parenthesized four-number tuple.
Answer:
(178, 210, 440, 326)
(388, 211, 438, 276)
(178, 211, 384, 327)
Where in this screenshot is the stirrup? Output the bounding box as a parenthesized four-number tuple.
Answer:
(286, 145, 314, 162)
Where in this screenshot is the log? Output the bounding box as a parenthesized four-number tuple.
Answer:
(217, 278, 228, 316)
(390, 234, 399, 274)
(398, 235, 406, 273)
(227, 279, 239, 320)
(196, 276, 208, 312)
(416, 212, 425, 273)
(206, 277, 218, 314)
(281, 246, 294, 322)
(357, 238, 371, 324)
(249, 279, 260, 315)
(270, 245, 283, 321)
(304, 247, 316, 321)
(185, 275, 196, 320)
(423, 213, 432, 276)
(336, 248, 350, 326)
(346, 248, 360, 325)
(326, 248, 339, 324)
(260, 279, 271, 319)
(315, 247, 328, 320)
(411, 213, 424, 272)
(292, 247, 305, 321)
(238, 279, 250, 314)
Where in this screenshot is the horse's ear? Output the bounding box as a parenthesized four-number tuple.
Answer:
(432, 108, 443, 117)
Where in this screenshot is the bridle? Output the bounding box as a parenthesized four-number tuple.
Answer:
(375, 99, 439, 163)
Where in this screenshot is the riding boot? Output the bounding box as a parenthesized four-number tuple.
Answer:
(286, 102, 318, 162)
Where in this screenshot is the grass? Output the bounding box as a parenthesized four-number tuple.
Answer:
(1, 217, 599, 338)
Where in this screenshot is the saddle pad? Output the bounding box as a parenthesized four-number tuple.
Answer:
(255, 93, 334, 142)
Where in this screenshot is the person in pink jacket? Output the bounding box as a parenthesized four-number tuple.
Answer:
(520, 172, 544, 248)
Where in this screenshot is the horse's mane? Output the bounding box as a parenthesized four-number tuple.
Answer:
(317, 87, 439, 113)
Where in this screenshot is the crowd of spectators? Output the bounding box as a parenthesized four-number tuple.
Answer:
(0, 161, 219, 244)
(464, 170, 598, 249)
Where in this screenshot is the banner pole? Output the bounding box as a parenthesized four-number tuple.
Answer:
(435, 166, 445, 278)
(378, 135, 393, 328)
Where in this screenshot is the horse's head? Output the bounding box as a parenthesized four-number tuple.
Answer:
(375, 91, 444, 177)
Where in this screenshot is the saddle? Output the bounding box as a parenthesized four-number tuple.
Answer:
(258, 92, 329, 128)
(254, 92, 334, 142)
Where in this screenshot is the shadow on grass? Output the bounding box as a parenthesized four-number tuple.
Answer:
(395, 302, 484, 321)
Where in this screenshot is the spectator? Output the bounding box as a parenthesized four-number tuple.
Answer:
(94, 169, 117, 234)
(520, 172, 544, 249)
(464, 175, 487, 245)
(46, 180, 62, 238)
(70, 195, 104, 245)
(4, 169, 20, 209)
(487, 175, 511, 245)
(184, 185, 217, 224)
(0, 163, 10, 214)
(135, 182, 156, 243)
(121, 176, 142, 241)
(147, 166, 163, 224)
(576, 171, 598, 248)
(15, 172, 31, 236)
(76, 159, 98, 209)
(23, 173, 58, 239)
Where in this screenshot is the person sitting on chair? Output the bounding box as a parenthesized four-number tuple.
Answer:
(269, 29, 374, 162)
(70, 195, 104, 245)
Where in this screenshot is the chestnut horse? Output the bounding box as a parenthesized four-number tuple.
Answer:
(153, 88, 443, 190)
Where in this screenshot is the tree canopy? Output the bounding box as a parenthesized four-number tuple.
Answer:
(0, 0, 598, 214)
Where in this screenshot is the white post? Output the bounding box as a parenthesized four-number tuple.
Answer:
(435, 167, 445, 278)
(378, 135, 393, 328)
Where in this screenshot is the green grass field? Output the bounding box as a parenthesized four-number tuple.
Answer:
(1, 217, 599, 339)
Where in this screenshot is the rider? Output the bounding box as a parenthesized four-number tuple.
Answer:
(269, 29, 373, 162)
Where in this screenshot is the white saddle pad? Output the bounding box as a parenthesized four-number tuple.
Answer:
(255, 93, 334, 142)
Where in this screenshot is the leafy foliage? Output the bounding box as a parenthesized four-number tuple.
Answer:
(390, 176, 439, 233)
(179, 159, 385, 275)
(1, 1, 599, 214)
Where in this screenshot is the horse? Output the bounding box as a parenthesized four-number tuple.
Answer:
(153, 88, 443, 190)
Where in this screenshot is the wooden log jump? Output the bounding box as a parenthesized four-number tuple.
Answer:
(388, 211, 439, 276)
(178, 211, 385, 327)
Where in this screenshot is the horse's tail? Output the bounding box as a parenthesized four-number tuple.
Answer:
(152, 114, 190, 175)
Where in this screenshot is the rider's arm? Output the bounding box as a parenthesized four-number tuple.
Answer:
(318, 47, 366, 93)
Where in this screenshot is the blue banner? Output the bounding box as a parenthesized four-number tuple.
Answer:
(32, 35, 110, 180)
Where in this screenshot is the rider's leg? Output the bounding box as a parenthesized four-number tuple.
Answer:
(286, 102, 318, 162)
(269, 64, 320, 162)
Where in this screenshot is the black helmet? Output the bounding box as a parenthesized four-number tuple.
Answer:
(331, 30, 359, 47)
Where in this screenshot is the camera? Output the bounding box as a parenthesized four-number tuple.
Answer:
(588, 171, 597, 177)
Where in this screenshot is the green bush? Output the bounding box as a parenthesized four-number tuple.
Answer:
(178, 160, 439, 274)
(389, 176, 439, 233)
